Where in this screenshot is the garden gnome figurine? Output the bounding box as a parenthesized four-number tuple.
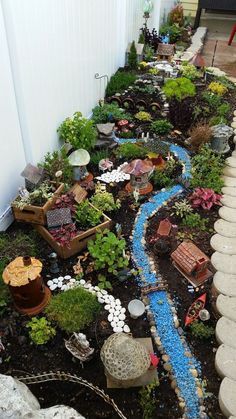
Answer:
(49, 252, 60, 274)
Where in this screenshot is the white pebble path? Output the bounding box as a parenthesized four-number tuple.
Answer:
(211, 105, 236, 418)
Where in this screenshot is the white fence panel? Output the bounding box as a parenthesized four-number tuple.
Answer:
(160, 0, 177, 24)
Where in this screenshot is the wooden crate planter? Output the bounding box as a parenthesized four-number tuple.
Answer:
(11, 183, 64, 225)
(34, 209, 112, 259)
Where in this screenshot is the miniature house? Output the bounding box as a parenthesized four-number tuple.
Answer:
(21, 163, 44, 191)
(171, 241, 212, 286)
(122, 159, 153, 194)
(157, 218, 172, 237)
(126, 42, 144, 64)
(157, 44, 175, 62)
(2, 256, 51, 315)
(68, 149, 92, 182)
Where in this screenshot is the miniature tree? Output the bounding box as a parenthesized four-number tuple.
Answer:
(128, 41, 138, 70)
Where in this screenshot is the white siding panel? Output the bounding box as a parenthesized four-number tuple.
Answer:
(160, 0, 176, 24)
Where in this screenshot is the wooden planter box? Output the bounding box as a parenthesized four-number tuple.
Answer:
(11, 183, 64, 225)
(34, 208, 112, 259)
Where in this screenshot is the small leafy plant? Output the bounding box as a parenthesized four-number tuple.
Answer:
(106, 71, 137, 96)
(151, 119, 173, 135)
(58, 112, 97, 151)
(53, 192, 76, 214)
(39, 148, 73, 184)
(190, 145, 224, 193)
(189, 188, 222, 210)
(151, 169, 174, 189)
(91, 187, 120, 213)
(97, 274, 112, 290)
(13, 182, 54, 210)
(182, 213, 207, 230)
(159, 23, 183, 43)
(180, 63, 200, 81)
(92, 103, 131, 124)
(163, 77, 196, 102)
(135, 111, 152, 121)
(171, 199, 193, 219)
(45, 287, 100, 333)
(88, 229, 128, 276)
(90, 150, 109, 166)
(50, 223, 77, 247)
(26, 317, 56, 345)
(75, 200, 102, 229)
(208, 81, 227, 96)
(139, 380, 159, 419)
(202, 91, 222, 109)
(189, 321, 214, 339)
(148, 68, 159, 75)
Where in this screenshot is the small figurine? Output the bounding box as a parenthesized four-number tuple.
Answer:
(49, 252, 60, 274)
(65, 332, 94, 365)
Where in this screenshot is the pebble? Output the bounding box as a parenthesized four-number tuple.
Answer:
(113, 316, 119, 323)
(115, 299, 121, 305)
(113, 326, 123, 333)
(98, 297, 105, 304)
(104, 304, 110, 311)
(190, 369, 198, 378)
(58, 276, 64, 281)
(111, 321, 116, 328)
(119, 313, 126, 321)
(79, 279, 86, 285)
(50, 284, 57, 291)
(64, 275, 71, 280)
(118, 320, 125, 327)
(109, 308, 115, 314)
(114, 310, 120, 316)
(70, 278, 76, 283)
(108, 313, 113, 322)
(53, 278, 58, 283)
(47, 280, 53, 287)
(123, 325, 130, 333)
(101, 289, 108, 295)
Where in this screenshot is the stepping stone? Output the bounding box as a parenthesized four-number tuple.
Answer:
(223, 166, 236, 178)
(211, 252, 236, 274)
(213, 272, 236, 297)
(226, 157, 236, 168)
(221, 195, 236, 209)
(215, 344, 236, 380)
(216, 295, 236, 322)
(219, 377, 236, 417)
(214, 219, 236, 238)
(211, 234, 236, 255)
(222, 176, 236, 187)
(219, 206, 236, 223)
(216, 317, 236, 348)
(222, 187, 236, 197)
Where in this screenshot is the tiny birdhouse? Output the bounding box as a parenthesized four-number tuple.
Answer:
(171, 241, 212, 286)
(157, 44, 175, 62)
(21, 164, 44, 191)
(122, 159, 153, 194)
(2, 256, 51, 315)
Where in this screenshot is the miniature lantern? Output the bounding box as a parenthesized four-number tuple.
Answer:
(122, 159, 153, 194)
(128, 299, 145, 319)
(211, 124, 233, 154)
(171, 241, 212, 287)
(101, 333, 150, 387)
(68, 149, 93, 182)
(2, 256, 51, 315)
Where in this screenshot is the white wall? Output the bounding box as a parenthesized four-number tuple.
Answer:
(0, 0, 166, 230)
(0, 3, 26, 229)
(160, 0, 177, 25)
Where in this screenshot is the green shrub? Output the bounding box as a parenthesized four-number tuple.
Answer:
(148, 68, 159, 75)
(171, 199, 193, 219)
(182, 213, 207, 230)
(128, 41, 138, 69)
(190, 145, 224, 193)
(45, 287, 100, 333)
(116, 142, 147, 159)
(92, 103, 131, 124)
(218, 102, 230, 117)
(180, 63, 200, 81)
(189, 321, 214, 339)
(27, 317, 56, 345)
(159, 23, 183, 43)
(58, 112, 97, 151)
(90, 149, 109, 166)
(106, 71, 137, 96)
(208, 81, 227, 96)
(151, 170, 174, 189)
(138, 33, 145, 44)
(91, 190, 120, 213)
(209, 116, 227, 126)
(144, 45, 155, 62)
(151, 119, 173, 135)
(75, 200, 102, 229)
(39, 148, 73, 184)
(135, 111, 152, 121)
(163, 77, 196, 101)
(201, 91, 222, 109)
(88, 229, 128, 276)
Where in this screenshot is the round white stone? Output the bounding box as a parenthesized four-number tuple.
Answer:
(113, 316, 119, 323)
(53, 278, 58, 283)
(104, 304, 110, 310)
(211, 234, 236, 255)
(115, 299, 121, 305)
(111, 321, 116, 328)
(109, 308, 115, 314)
(215, 344, 236, 381)
(58, 276, 64, 281)
(114, 310, 120, 316)
(211, 252, 236, 274)
(47, 280, 53, 287)
(113, 326, 123, 333)
(222, 187, 236, 197)
(119, 313, 126, 321)
(120, 307, 126, 313)
(79, 279, 86, 285)
(84, 283, 90, 289)
(223, 166, 236, 178)
(221, 195, 236, 210)
(216, 317, 236, 349)
(96, 291, 102, 298)
(117, 320, 125, 327)
(110, 301, 116, 308)
(222, 176, 236, 188)
(57, 282, 63, 289)
(109, 295, 115, 301)
(123, 325, 130, 333)
(64, 275, 71, 280)
(50, 284, 57, 291)
(108, 313, 113, 322)
(219, 206, 236, 223)
(226, 157, 236, 168)
(213, 271, 236, 296)
(61, 284, 67, 290)
(94, 286, 100, 291)
(70, 278, 76, 283)
(100, 289, 108, 295)
(219, 377, 236, 417)
(98, 297, 105, 304)
(216, 295, 236, 321)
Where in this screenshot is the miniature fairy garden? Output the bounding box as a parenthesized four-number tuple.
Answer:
(1, 3, 236, 419)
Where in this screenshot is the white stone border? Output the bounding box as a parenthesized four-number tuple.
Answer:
(180, 27, 208, 62)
